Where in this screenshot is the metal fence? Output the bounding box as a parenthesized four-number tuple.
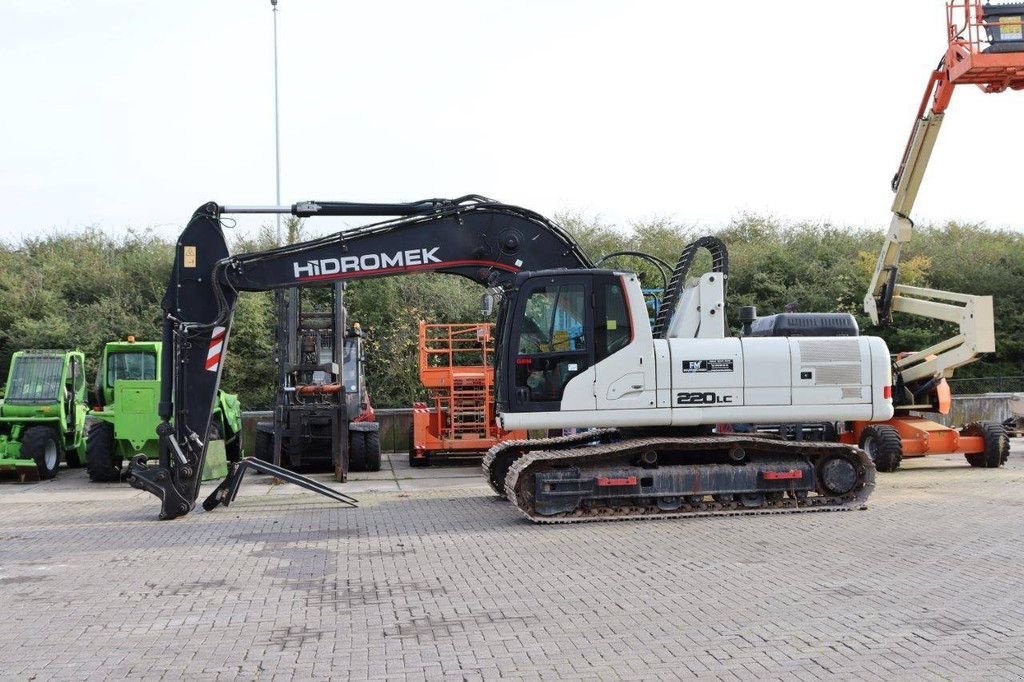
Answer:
(240, 408, 414, 454)
(947, 376, 1024, 395)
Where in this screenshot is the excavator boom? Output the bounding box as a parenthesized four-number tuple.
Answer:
(128, 197, 593, 518)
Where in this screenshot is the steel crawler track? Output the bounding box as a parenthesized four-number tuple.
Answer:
(481, 429, 619, 497)
(500, 435, 876, 524)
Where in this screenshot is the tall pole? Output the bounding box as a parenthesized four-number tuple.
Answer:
(272, 0, 282, 244)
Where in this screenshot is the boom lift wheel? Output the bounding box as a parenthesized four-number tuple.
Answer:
(23, 426, 60, 480)
(86, 421, 120, 482)
(963, 421, 1009, 468)
(858, 425, 903, 473)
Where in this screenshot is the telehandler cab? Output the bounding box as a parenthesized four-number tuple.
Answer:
(0, 350, 88, 481)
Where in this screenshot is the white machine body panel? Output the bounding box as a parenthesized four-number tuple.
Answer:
(501, 335, 893, 430)
(498, 272, 893, 431)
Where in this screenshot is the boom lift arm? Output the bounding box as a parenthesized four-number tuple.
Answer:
(126, 196, 593, 519)
(864, 0, 1024, 406)
(863, 66, 995, 400)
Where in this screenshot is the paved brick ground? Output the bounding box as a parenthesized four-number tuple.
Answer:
(1, 444, 1023, 680)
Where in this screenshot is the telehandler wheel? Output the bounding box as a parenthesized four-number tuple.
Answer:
(963, 421, 1009, 468)
(348, 431, 367, 472)
(86, 421, 121, 482)
(23, 426, 60, 480)
(859, 425, 903, 472)
(65, 447, 84, 468)
(363, 431, 382, 473)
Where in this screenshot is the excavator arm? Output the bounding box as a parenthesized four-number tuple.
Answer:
(127, 196, 593, 519)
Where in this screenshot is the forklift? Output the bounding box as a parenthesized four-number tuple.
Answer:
(254, 282, 380, 481)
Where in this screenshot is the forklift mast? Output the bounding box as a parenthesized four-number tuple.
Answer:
(268, 282, 350, 478)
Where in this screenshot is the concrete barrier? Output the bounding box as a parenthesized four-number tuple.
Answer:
(930, 393, 1024, 428)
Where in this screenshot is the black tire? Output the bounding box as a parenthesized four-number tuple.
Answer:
(225, 435, 242, 463)
(859, 424, 903, 472)
(408, 424, 430, 467)
(363, 430, 381, 472)
(254, 429, 272, 462)
(349, 431, 367, 472)
(23, 426, 60, 480)
(86, 421, 120, 482)
(65, 446, 84, 468)
(964, 421, 1009, 468)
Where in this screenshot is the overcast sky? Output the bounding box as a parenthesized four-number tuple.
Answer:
(2, 0, 1022, 242)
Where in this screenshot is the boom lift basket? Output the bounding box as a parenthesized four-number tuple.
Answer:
(946, 1, 1024, 90)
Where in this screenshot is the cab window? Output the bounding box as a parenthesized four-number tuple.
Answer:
(596, 279, 632, 362)
(342, 337, 359, 394)
(513, 281, 590, 406)
(107, 352, 157, 386)
(517, 284, 586, 354)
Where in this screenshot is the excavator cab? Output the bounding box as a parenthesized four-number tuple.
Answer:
(507, 274, 591, 409)
(497, 270, 644, 417)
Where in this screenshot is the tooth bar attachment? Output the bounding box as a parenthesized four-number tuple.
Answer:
(203, 457, 358, 512)
(504, 436, 876, 524)
(127, 455, 357, 520)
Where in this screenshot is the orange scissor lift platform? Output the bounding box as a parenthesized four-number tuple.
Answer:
(409, 322, 527, 467)
(839, 1, 1022, 471)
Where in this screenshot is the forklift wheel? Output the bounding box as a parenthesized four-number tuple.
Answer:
(363, 431, 381, 472)
(251, 430, 273, 474)
(964, 421, 1009, 468)
(858, 425, 903, 473)
(23, 426, 61, 480)
(349, 431, 367, 472)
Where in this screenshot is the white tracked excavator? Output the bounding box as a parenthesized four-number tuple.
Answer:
(127, 197, 892, 522)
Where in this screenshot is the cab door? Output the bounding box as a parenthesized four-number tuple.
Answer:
(505, 275, 596, 413)
(592, 274, 657, 411)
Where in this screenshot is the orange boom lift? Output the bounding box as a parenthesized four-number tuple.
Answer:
(409, 322, 526, 467)
(850, 0, 1024, 470)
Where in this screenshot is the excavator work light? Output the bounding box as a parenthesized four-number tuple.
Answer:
(983, 2, 1024, 52)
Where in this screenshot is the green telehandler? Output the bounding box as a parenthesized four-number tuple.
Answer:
(86, 338, 242, 482)
(0, 350, 89, 481)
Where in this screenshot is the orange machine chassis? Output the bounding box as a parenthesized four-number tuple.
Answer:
(840, 416, 985, 458)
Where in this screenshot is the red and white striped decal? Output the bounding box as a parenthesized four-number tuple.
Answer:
(205, 326, 226, 372)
